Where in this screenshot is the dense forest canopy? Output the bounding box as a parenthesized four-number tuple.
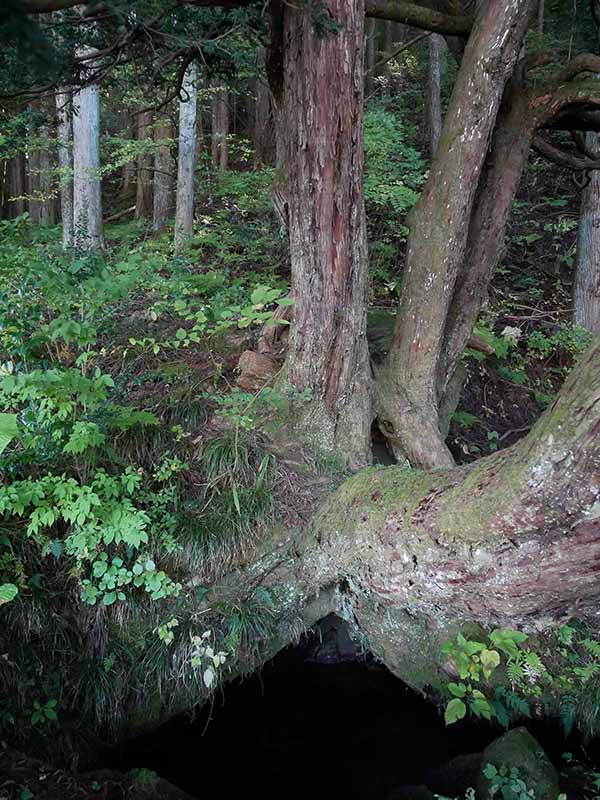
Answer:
(1, 0, 600, 797)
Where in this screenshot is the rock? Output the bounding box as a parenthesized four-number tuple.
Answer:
(128, 768, 198, 799)
(424, 752, 482, 797)
(236, 351, 279, 392)
(476, 727, 560, 799)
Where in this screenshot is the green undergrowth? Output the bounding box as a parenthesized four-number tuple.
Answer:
(440, 621, 600, 740)
(0, 206, 293, 758)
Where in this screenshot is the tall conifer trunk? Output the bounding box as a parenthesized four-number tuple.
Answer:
(72, 47, 103, 251)
(574, 131, 600, 334)
(152, 115, 174, 232)
(282, 0, 372, 469)
(174, 62, 198, 251)
(56, 86, 74, 247)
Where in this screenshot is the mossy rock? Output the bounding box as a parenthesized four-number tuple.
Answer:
(476, 727, 560, 799)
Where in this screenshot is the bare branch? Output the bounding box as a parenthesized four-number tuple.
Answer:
(532, 134, 600, 171)
(365, 0, 472, 34)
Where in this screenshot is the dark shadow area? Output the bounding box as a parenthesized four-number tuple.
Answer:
(111, 615, 507, 800)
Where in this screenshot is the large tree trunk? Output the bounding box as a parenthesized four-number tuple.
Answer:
(135, 110, 153, 220)
(72, 48, 103, 251)
(243, 336, 600, 696)
(152, 114, 175, 232)
(131, 335, 600, 735)
(55, 86, 74, 248)
(174, 62, 198, 251)
(282, 0, 372, 470)
(574, 131, 600, 334)
(374, 0, 534, 470)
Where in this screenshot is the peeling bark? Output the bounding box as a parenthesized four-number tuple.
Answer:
(283, 0, 372, 470)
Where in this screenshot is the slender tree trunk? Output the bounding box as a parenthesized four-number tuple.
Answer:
(27, 100, 42, 225)
(152, 115, 174, 232)
(55, 86, 73, 247)
(0, 160, 7, 219)
(427, 33, 444, 158)
(121, 114, 136, 199)
(365, 18, 376, 96)
(174, 62, 198, 251)
(283, 0, 372, 470)
(537, 0, 544, 35)
(135, 110, 153, 220)
(8, 155, 26, 219)
(375, 0, 534, 470)
(574, 131, 600, 333)
(38, 103, 55, 226)
(72, 47, 103, 251)
(440, 80, 536, 400)
(211, 82, 229, 171)
(254, 47, 271, 167)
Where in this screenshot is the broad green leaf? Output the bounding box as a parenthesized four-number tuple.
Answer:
(0, 583, 18, 605)
(481, 648, 501, 677)
(0, 413, 18, 455)
(444, 697, 466, 725)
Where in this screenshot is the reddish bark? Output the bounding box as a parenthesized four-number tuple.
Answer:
(283, 0, 372, 469)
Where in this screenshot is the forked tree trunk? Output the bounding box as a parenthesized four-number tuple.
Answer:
(152, 115, 175, 232)
(55, 86, 74, 247)
(72, 48, 103, 251)
(375, 0, 534, 470)
(174, 62, 198, 251)
(283, 0, 372, 470)
(135, 110, 153, 220)
(440, 79, 536, 402)
(574, 131, 600, 334)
